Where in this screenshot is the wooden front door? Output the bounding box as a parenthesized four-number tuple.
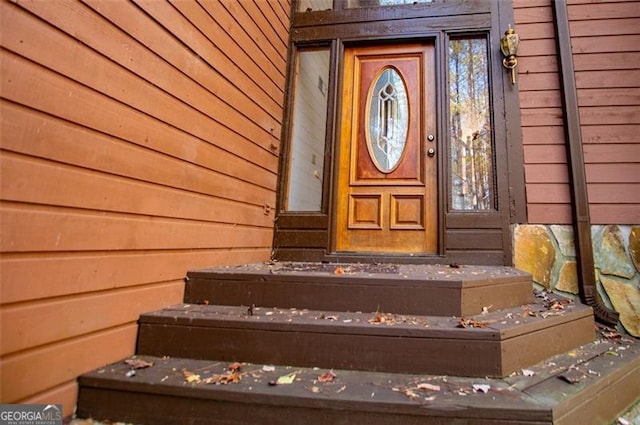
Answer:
(335, 43, 437, 254)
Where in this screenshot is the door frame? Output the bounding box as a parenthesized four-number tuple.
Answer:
(272, 0, 525, 266)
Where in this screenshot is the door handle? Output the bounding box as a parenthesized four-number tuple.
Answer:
(427, 148, 436, 157)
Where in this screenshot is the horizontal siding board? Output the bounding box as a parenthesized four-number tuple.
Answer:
(571, 35, 640, 54)
(0, 0, 287, 412)
(583, 143, 640, 163)
(579, 106, 640, 125)
(517, 21, 555, 40)
(0, 249, 270, 305)
(576, 70, 640, 88)
(521, 126, 566, 145)
(170, 0, 284, 99)
(586, 164, 640, 183)
(588, 183, 640, 203)
(131, 0, 284, 109)
(21, 380, 78, 417)
(0, 11, 278, 173)
(0, 204, 273, 253)
(524, 164, 569, 183)
(1, 281, 183, 355)
(577, 88, 640, 107)
(567, 2, 640, 20)
(0, 104, 276, 206)
(570, 18, 640, 37)
(574, 52, 640, 71)
(527, 204, 573, 224)
(516, 38, 557, 57)
(243, 0, 290, 52)
(519, 72, 561, 91)
(0, 324, 138, 403)
(513, 5, 553, 24)
(83, 0, 282, 128)
(591, 204, 640, 224)
(0, 103, 275, 197)
(526, 183, 571, 203)
(0, 56, 278, 186)
(518, 56, 558, 73)
(0, 154, 272, 228)
(520, 107, 564, 127)
(218, 0, 287, 69)
(519, 90, 563, 108)
(581, 125, 640, 144)
(524, 145, 568, 164)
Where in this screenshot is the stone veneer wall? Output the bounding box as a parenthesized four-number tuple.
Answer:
(514, 225, 640, 337)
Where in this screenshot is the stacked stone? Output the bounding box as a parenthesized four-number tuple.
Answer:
(514, 224, 640, 337)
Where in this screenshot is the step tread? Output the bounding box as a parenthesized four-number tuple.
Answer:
(187, 262, 531, 288)
(79, 328, 640, 424)
(140, 292, 594, 341)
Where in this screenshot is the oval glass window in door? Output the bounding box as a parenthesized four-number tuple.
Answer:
(366, 67, 409, 173)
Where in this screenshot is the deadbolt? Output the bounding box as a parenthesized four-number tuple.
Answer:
(427, 134, 435, 142)
(427, 148, 436, 157)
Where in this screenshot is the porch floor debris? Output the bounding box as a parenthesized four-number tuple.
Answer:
(76, 262, 640, 424)
(78, 324, 639, 425)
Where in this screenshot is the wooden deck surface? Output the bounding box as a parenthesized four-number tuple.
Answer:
(78, 325, 640, 424)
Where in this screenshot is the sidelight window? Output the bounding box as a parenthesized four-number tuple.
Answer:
(285, 48, 331, 212)
(449, 36, 496, 211)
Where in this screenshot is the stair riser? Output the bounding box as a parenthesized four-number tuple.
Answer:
(185, 277, 533, 317)
(136, 317, 595, 378)
(77, 387, 535, 425)
(138, 323, 502, 376)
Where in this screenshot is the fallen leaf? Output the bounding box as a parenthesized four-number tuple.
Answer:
(203, 372, 241, 385)
(183, 371, 201, 383)
(309, 386, 320, 393)
(472, 384, 491, 393)
(124, 358, 154, 370)
(269, 372, 297, 386)
(457, 318, 492, 328)
(228, 362, 242, 372)
(404, 389, 420, 400)
(318, 371, 336, 383)
(521, 369, 535, 377)
(125, 370, 136, 378)
(262, 365, 276, 372)
(481, 305, 493, 315)
(334, 266, 345, 275)
(416, 383, 441, 391)
(618, 418, 630, 425)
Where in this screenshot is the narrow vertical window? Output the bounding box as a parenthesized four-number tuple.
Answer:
(449, 37, 495, 211)
(285, 48, 330, 211)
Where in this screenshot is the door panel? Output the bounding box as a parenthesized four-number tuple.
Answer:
(335, 43, 437, 254)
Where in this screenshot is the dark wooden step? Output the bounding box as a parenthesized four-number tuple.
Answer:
(137, 295, 595, 378)
(77, 330, 640, 425)
(185, 262, 534, 317)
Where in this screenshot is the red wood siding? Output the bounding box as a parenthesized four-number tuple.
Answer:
(0, 0, 290, 415)
(515, 0, 640, 224)
(569, 0, 640, 224)
(515, 0, 572, 224)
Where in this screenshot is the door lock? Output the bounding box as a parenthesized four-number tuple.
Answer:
(427, 148, 436, 157)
